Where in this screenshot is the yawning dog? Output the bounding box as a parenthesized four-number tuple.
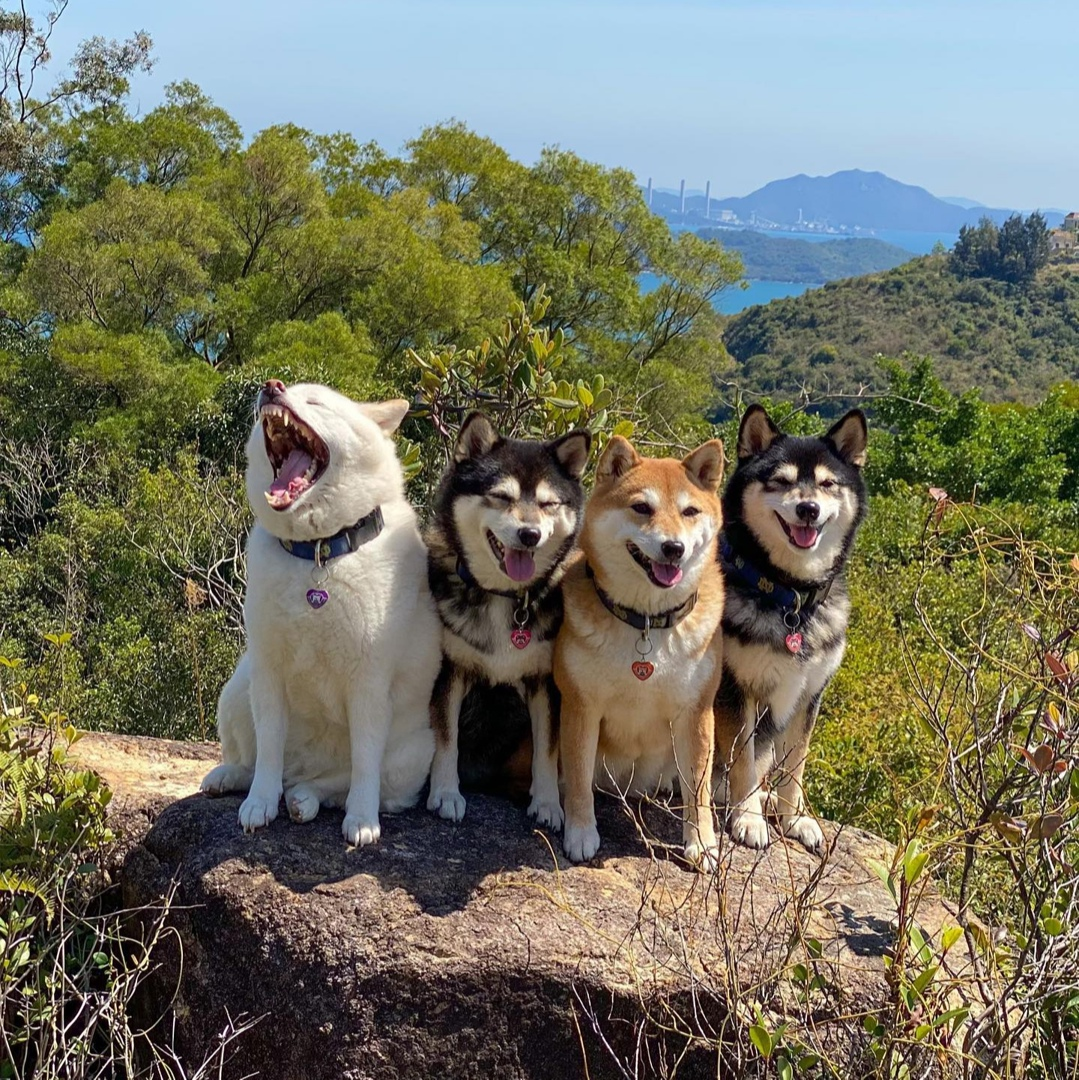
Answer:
(425, 413, 591, 827)
(715, 405, 867, 851)
(555, 435, 726, 867)
(201, 380, 441, 845)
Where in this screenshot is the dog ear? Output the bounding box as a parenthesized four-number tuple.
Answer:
(550, 430, 591, 480)
(683, 440, 725, 492)
(595, 435, 640, 484)
(737, 405, 780, 460)
(825, 409, 868, 468)
(359, 398, 410, 435)
(454, 412, 500, 462)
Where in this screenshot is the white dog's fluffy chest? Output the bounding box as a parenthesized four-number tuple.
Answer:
(244, 521, 421, 716)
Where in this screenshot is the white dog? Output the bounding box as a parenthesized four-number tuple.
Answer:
(201, 380, 441, 846)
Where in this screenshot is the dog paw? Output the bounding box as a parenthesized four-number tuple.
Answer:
(427, 787, 467, 822)
(342, 814, 381, 847)
(563, 822, 601, 863)
(683, 839, 720, 872)
(527, 795, 564, 832)
(286, 784, 321, 824)
(238, 792, 279, 833)
(729, 807, 771, 849)
(201, 763, 252, 796)
(782, 813, 824, 853)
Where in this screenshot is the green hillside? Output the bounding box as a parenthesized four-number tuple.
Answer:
(723, 254, 1079, 402)
(697, 228, 913, 282)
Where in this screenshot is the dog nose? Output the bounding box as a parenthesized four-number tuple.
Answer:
(796, 501, 820, 522)
(517, 527, 541, 548)
(661, 539, 685, 561)
(258, 379, 286, 410)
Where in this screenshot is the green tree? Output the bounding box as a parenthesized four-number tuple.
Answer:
(24, 180, 222, 335)
(0, 3, 152, 246)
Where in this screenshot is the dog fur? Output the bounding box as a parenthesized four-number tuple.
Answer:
(201, 381, 441, 846)
(425, 413, 591, 827)
(555, 435, 726, 867)
(714, 405, 867, 851)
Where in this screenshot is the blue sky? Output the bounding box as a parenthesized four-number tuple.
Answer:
(47, 0, 1077, 210)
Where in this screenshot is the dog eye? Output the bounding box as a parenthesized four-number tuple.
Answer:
(682, 507, 700, 518)
(539, 501, 562, 510)
(489, 492, 513, 503)
(819, 479, 837, 491)
(631, 502, 653, 516)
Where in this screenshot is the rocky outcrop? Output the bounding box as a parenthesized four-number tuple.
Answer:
(77, 732, 958, 1079)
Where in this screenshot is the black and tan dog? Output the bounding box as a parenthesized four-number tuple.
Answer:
(425, 413, 591, 828)
(715, 405, 867, 851)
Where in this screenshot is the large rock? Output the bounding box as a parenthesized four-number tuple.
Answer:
(78, 732, 958, 1079)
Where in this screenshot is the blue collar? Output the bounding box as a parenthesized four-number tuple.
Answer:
(279, 507, 384, 564)
(719, 537, 827, 613)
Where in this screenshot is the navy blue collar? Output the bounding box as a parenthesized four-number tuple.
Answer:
(279, 507, 384, 564)
(719, 537, 829, 613)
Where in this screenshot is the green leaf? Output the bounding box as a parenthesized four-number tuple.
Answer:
(904, 841, 929, 885)
(748, 1024, 772, 1059)
(1042, 917, 1064, 936)
(777, 1056, 793, 1080)
(941, 925, 963, 952)
(612, 419, 635, 438)
(867, 858, 897, 904)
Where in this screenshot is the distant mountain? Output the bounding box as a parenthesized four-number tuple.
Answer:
(707, 170, 1062, 234)
(940, 196, 986, 210)
(697, 229, 912, 283)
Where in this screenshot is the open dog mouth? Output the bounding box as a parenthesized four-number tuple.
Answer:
(627, 542, 683, 589)
(487, 530, 535, 583)
(776, 513, 822, 550)
(261, 404, 330, 511)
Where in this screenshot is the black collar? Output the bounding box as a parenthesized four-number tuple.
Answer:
(279, 507, 384, 563)
(586, 563, 697, 631)
(719, 537, 832, 613)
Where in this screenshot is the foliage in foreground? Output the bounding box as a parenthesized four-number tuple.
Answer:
(0, 644, 260, 1077)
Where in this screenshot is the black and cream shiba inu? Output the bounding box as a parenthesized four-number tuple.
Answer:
(425, 413, 591, 828)
(714, 405, 867, 852)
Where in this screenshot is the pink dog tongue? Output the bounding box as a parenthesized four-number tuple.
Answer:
(790, 525, 819, 549)
(265, 448, 314, 510)
(503, 548, 535, 582)
(651, 562, 683, 587)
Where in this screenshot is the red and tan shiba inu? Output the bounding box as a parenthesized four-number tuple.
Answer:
(554, 435, 726, 867)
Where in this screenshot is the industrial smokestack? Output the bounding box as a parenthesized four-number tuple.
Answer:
(679, 179, 685, 216)
(704, 180, 711, 220)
